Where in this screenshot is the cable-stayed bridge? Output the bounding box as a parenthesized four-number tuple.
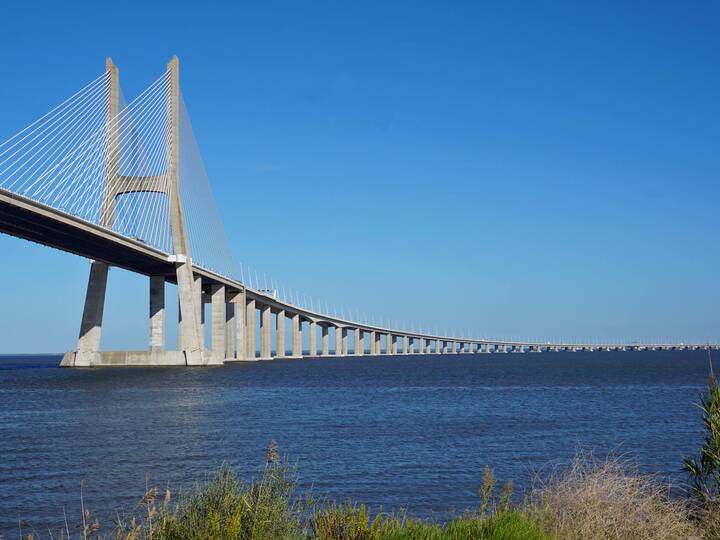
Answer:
(0, 58, 715, 367)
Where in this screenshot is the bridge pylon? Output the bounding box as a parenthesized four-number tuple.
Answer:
(61, 57, 213, 367)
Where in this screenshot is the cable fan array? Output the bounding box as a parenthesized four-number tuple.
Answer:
(0, 68, 242, 282)
(178, 91, 241, 279)
(0, 71, 174, 252)
(0, 68, 432, 336)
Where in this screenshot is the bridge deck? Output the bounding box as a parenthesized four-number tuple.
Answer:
(1, 188, 716, 355)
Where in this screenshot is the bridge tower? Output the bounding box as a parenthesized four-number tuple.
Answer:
(165, 56, 206, 365)
(61, 57, 211, 367)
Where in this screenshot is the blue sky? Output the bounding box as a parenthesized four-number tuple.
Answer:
(0, 1, 718, 352)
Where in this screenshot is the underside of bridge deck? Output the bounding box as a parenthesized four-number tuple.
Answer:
(0, 192, 176, 280)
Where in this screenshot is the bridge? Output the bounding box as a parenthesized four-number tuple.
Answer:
(0, 58, 715, 367)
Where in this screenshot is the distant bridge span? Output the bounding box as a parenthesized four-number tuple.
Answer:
(0, 58, 715, 367)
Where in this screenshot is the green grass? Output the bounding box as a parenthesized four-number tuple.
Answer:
(304, 500, 548, 540)
(112, 456, 306, 540)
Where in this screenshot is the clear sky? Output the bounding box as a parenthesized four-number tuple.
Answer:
(0, 1, 718, 353)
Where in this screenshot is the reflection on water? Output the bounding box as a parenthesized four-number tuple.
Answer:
(0, 351, 707, 533)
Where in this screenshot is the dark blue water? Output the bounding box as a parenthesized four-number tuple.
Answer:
(0, 351, 710, 534)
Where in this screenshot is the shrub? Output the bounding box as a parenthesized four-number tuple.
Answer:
(526, 450, 696, 540)
(113, 443, 305, 540)
(682, 355, 720, 538)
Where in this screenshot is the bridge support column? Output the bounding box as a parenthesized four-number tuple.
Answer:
(260, 304, 271, 358)
(334, 326, 342, 355)
(369, 331, 376, 354)
(309, 321, 318, 356)
(355, 329, 364, 355)
(193, 276, 204, 350)
(292, 314, 302, 357)
(436, 339, 441, 353)
(148, 276, 165, 351)
(276, 309, 285, 358)
(225, 302, 234, 359)
(245, 298, 256, 359)
(341, 328, 349, 355)
(418, 338, 425, 354)
(321, 325, 329, 355)
(391, 335, 398, 354)
(233, 290, 245, 360)
(210, 284, 225, 361)
(70, 260, 109, 366)
(402, 336, 408, 354)
(177, 273, 205, 365)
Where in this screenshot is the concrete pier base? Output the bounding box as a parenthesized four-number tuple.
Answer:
(61, 350, 197, 367)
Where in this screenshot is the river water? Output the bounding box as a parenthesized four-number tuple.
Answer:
(0, 351, 709, 534)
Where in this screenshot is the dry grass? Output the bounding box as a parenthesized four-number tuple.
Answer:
(525, 450, 698, 540)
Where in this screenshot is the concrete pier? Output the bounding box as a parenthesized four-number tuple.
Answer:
(309, 321, 317, 356)
(149, 275, 165, 351)
(211, 284, 226, 360)
(193, 276, 204, 350)
(246, 298, 256, 359)
(233, 291, 245, 360)
(260, 304, 271, 358)
(335, 326, 342, 355)
(276, 309, 286, 358)
(74, 261, 109, 366)
(322, 325, 330, 356)
(225, 302, 234, 359)
(292, 313, 301, 357)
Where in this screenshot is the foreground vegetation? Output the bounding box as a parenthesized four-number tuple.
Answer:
(15, 449, 703, 540)
(17, 363, 720, 539)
